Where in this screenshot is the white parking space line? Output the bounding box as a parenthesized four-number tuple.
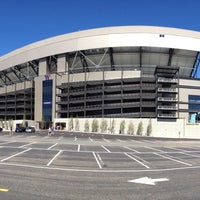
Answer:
(89, 137, 94, 142)
(101, 145, 111, 153)
(123, 146, 141, 153)
(74, 137, 77, 142)
(165, 147, 189, 152)
(124, 153, 150, 169)
(129, 153, 150, 165)
(93, 152, 102, 169)
(103, 138, 110, 143)
(42, 136, 50, 140)
(0, 141, 16, 145)
(117, 139, 126, 143)
(131, 140, 142, 144)
(180, 152, 200, 158)
(58, 136, 63, 140)
(1, 148, 32, 162)
(96, 153, 105, 166)
(170, 146, 200, 152)
(29, 136, 37, 138)
(15, 135, 24, 138)
(143, 140, 156, 143)
(47, 143, 58, 150)
(144, 146, 164, 152)
(47, 150, 62, 166)
(19, 142, 36, 148)
(154, 152, 192, 166)
(77, 144, 80, 152)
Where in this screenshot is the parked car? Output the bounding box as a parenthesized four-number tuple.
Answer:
(15, 127, 26, 132)
(25, 126, 36, 133)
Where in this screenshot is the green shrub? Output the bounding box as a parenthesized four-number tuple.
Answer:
(75, 117, 80, 131)
(119, 120, 125, 134)
(100, 119, 108, 133)
(146, 119, 152, 136)
(137, 121, 143, 136)
(92, 119, 99, 132)
(110, 119, 115, 134)
(84, 120, 90, 132)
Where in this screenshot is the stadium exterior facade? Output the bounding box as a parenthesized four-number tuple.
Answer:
(0, 26, 200, 137)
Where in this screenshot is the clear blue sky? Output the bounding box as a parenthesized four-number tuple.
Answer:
(1, 0, 200, 56)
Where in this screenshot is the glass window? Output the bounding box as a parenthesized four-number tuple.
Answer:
(189, 95, 200, 110)
(42, 80, 53, 122)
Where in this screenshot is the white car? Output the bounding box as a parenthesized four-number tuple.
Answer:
(25, 126, 36, 133)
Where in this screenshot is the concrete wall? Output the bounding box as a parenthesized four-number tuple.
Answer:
(54, 118, 200, 139)
(0, 81, 33, 94)
(60, 70, 141, 84)
(179, 79, 200, 120)
(2, 120, 35, 131)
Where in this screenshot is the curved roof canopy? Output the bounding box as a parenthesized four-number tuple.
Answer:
(0, 26, 199, 86)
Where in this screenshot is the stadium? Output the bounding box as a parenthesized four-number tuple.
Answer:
(0, 26, 200, 137)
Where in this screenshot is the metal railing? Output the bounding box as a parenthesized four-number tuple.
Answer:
(158, 105, 178, 110)
(157, 78, 178, 83)
(157, 88, 178, 93)
(158, 97, 178, 102)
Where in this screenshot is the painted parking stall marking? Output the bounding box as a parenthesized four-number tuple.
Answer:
(101, 145, 111, 153)
(19, 142, 36, 148)
(154, 152, 192, 166)
(124, 153, 150, 169)
(47, 150, 62, 166)
(144, 146, 165, 152)
(0, 141, 17, 146)
(98, 152, 148, 169)
(0, 132, 200, 172)
(77, 144, 80, 152)
(47, 143, 58, 150)
(89, 137, 94, 142)
(79, 145, 108, 152)
(93, 152, 102, 169)
(28, 142, 57, 149)
(123, 146, 141, 153)
(50, 151, 99, 169)
(49, 143, 79, 151)
(1, 148, 32, 162)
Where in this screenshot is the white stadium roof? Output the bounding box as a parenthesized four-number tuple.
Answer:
(0, 26, 199, 85)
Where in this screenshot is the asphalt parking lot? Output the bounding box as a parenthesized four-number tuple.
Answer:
(0, 132, 200, 171)
(0, 131, 200, 199)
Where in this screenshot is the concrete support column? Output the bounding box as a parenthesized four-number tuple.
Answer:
(39, 58, 49, 75)
(57, 54, 67, 73)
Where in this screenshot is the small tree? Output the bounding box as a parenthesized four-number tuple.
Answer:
(75, 116, 80, 131)
(92, 119, 99, 132)
(119, 120, 125, 134)
(137, 121, 143, 136)
(146, 119, 152, 136)
(84, 120, 90, 132)
(100, 119, 108, 133)
(110, 119, 115, 134)
(127, 121, 134, 135)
